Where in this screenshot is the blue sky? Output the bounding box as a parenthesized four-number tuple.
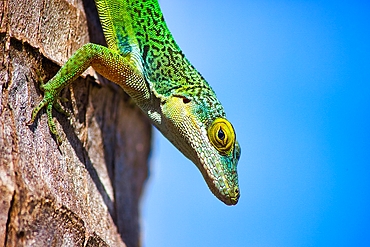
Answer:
(142, 0, 370, 246)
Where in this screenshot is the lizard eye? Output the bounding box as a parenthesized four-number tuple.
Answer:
(207, 118, 235, 155)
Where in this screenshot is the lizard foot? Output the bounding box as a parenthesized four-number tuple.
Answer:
(27, 87, 69, 145)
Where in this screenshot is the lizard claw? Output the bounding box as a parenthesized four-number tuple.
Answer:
(28, 87, 63, 144)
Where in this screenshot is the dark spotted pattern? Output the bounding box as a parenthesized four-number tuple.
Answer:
(104, 0, 226, 123)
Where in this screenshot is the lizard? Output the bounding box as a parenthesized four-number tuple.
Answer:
(28, 0, 241, 205)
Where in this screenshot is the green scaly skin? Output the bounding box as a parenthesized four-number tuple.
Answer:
(28, 0, 241, 205)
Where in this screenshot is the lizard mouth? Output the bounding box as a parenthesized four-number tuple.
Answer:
(206, 177, 240, 206)
(221, 188, 240, 206)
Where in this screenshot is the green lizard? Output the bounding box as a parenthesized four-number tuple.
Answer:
(28, 0, 241, 205)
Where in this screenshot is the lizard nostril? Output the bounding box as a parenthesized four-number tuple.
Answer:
(182, 97, 191, 104)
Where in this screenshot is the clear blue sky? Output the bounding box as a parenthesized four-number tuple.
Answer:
(142, 0, 370, 246)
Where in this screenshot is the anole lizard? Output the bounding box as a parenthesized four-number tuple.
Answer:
(28, 0, 241, 205)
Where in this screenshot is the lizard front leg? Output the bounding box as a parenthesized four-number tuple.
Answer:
(28, 43, 149, 143)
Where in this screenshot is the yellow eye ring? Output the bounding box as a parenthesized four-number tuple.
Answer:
(207, 118, 235, 155)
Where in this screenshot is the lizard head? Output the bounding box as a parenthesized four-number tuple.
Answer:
(160, 92, 241, 205)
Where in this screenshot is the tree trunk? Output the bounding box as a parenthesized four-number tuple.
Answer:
(0, 1, 151, 246)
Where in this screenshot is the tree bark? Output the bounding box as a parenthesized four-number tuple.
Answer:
(0, 0, 151, 247)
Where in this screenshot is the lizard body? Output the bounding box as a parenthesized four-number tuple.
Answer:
(29, 0, 241, 205)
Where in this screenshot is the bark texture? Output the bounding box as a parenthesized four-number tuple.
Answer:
(0, 0, 151, 246)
